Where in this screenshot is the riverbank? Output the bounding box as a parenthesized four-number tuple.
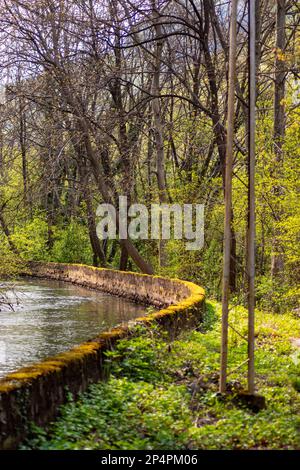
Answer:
(0, 263, 204, 449)
(24, 302, 300, 450)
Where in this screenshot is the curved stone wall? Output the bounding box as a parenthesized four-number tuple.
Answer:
(0, 262, 205, 449)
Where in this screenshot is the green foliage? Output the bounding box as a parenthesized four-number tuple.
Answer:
(50, 221, 93, 265)
(201, 238, 222, 298)
(0, 216, 94, 268)
(0, 240, 25, 278)
(105, 328, 168, 383)
(11, 215, 49, 261)
(256, 276, 300, 313)
(24, 302, 300, 450)
(24, 379, 192, 450)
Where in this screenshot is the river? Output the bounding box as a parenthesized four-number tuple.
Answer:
(0, 278, 148, 379)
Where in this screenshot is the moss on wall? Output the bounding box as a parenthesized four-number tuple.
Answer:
(0, 262, 205, 449)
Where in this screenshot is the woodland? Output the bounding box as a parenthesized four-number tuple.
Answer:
(0, 0, 299, 451)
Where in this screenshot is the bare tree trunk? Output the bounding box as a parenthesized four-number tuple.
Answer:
(229, 225, 237, 292)
(152, 3, 168, 268)
(255, 0, 262, 74)
(271, 0, 286, 278)
(0, 120, 3, 176)
(18, 96, 30, 209)
(202, 0, 237, 292)
(109, 1, 135, 272)
(220, 0, 237, 394)
(247, 0, 256, 395)
(152, 12, 167, 204)
(146, 113, 154, 203)
(77, 158, 106, 267)
(119, 247, 129, 271)
(86, 196, 106, 267)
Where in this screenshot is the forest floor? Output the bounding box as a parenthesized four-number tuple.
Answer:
(23, 302, 300, 450)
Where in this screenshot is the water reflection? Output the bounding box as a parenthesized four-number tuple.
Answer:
(0, 278, 148, 378)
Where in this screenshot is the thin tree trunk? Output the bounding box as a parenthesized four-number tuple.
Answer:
(247, 0, 256, 395)
(0, 123, 3, 176)
(109, 2, 133, 272)
(152, 3, 168, 268)
(82, 171, 106, 267)
(147, 127, 153, 202)
(73, 137, 106, 267)
(202, 0, 237, 292)
(85, 187, 106, 267)
(152, 17, 167, 204)
(119, 247, 129, 271)
(271, 0, 286, 278)
(220, 0, 237, 394)
(19, 97, 30, 209)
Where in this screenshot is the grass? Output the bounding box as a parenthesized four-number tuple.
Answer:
(22, 301, 300, 450)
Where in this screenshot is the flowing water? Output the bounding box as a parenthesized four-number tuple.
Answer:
(0, 278, 148, 379)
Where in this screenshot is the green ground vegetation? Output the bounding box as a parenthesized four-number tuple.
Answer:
(23, 302, 300, 450)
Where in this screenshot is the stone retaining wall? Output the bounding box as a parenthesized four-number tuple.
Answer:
(0, 262, 205, 450)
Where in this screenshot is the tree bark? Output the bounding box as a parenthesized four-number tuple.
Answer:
(202, 0, 237, 292)
(77, 157, 106, 267)
(271, 0, 286, 278)
(18, 95, 30, 209)
(152, 3, 168, 268)
(220, 0, 238, 394)
(247, 0, 256, 394)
